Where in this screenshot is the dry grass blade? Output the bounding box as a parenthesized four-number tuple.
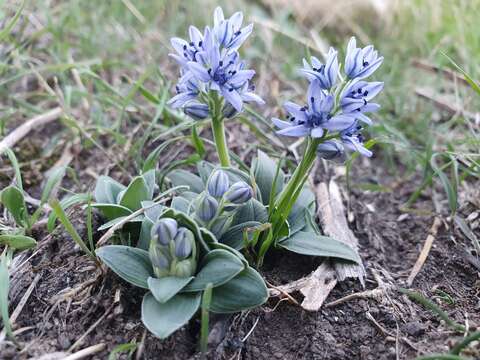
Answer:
(406, 216, 442, 286)
(0, 107, 63, 154)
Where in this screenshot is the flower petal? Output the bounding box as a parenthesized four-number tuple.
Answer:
(221, 88, 243, 112)
(187, 62, 210, 82)
(277, 124, 310, 137)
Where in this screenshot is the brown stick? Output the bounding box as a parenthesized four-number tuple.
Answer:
(406, 216, 442, 286)
(0, 107, 63, 154)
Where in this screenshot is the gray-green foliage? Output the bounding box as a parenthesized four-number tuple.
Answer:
(96, 208, 267, 339)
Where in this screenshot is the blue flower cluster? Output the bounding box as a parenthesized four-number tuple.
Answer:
(273, 37, 384, 158)
(168, 7, 264, 118)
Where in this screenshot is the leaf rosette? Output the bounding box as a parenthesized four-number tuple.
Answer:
(96, 208, 267, 339)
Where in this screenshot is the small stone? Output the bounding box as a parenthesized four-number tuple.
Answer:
(404, 321, 425, 337)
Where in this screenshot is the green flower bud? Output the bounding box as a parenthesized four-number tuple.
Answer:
(172, 258, 197, 277)
(196, 193, 218, 222)
(149, 244, 172, 278)
(152, 218, 178, 245)
(207, 170, 229, 197)
(225, 181, 253, 204)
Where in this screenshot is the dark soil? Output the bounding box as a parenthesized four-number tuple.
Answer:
(1, 123, 480, 360)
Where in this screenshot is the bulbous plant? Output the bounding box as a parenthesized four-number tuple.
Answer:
(92, 169, 156, 242)
(96, 208, 267, 339)
(167, 160, 361, 266)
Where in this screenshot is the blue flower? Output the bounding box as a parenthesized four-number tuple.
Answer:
(344, 37, 384, 80)
(168, 72, 202, 109)
(340, 79, 383, 125)
(272, 80, 355, 138)
(169, 26, 207, 68)
(317, 140, 346, 162)
(187, 45, 258, 111)
(300, 48, 338, 89)
(339, 121, 372, 157)
(213, 7, 253, 51)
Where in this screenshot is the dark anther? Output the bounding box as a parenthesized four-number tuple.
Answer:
(219, 60, 223, 66)
(189, 42, 194, 46)
(310, 97, 315, 103)
(363, 90, 369, 96)
(363, 99, 367, 105)
(235, 30, 241, 36)
(198, 41, 203, 47)
(183, 44, 187, 50)
(363, 61, 369, 67)
(207, 68, 212, 74)
(231, 70, 237, 75)
(229, 88, 234, 92)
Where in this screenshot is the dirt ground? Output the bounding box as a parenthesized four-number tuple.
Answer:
(1, 118, 479, 360)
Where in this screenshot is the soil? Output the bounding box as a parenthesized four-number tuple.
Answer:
(1, 121, 480, 360)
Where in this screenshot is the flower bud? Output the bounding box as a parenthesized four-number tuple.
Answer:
(173, 227, 194, 259)
(196, 193, 219, 222)
(152, 218, 178, 246)
(172, 259, 197, 278)
(149, 245, 171, 278)
(317, 140, 346, 162)
(184, 102, 209, 120)
(224, 181, 253, 204)
(222, 103, 238, 118)
(207, 170, 229, 197)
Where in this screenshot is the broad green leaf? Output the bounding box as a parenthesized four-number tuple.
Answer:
(119, 176, 150, 211)
(289, 186, 316, 219)
(220, 221, 262, 250)
(171, 196, 190, 213)
(182, 249, 244, 292)
(96, 245, 153, 289)
(142, 170, 156, 200)
(148, 276, 193, 303)
(142, 292, 201, 339)
(137, 218, 153, 250)
(94, 176, 126, 204)
(167, 170, 204, 194)
(210, 242, 249, 266)
(0, 234, 36, 251)
(210, 267, 268, 313)
(253, 150, 285, 205)
(232, 198, 268, 225)
(278, 231, 360, 263)
(0, 186, 27, 226)
(141, 200, 165, 223)
(91, 203, 132, 221)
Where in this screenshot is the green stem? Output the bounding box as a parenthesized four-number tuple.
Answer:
(210, 93, 231, 167)
(450, 331, 480, 355)
(257, 137, 322, 265)
(200, 283, 213, 357)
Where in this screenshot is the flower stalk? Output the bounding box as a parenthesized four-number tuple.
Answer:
(211, 100, 231, 167)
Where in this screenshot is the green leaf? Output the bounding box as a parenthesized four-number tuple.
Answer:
(232, 198, 268, 225)
(0, 254, 12, 338)
(141, 292, 201, 339)
(142, 170, 156, 200)
(141, 200, 164, 223)
(119, 176, 150, 211)
(3, 148, 23, 191)
(253, 150, 285, 205)
(96, 245, 153, 289)
(108, 342, 138, 360)
(94, 176, 126, 204)
(182, 249, 244, 292)
(0, 186, 27, 226)
(191, 124, 206, 157)
(40, 166, 67, 205)
(197, 161, 251, 185)
(278, 231, 360, 263)
(220, 221, 262, 250)
(210, 267, 268, 313)
(91, 203, 132, 221)
(442, 51, 480, 96)
(148, 276, 193, 303)
(167, 170, 204, 194)
(0, 234, 36, 251)
(142, 136, 185, 173)
(138, 218, 153, 250)
(47, 193, 91, 232)
(171, 196, 190, 213)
